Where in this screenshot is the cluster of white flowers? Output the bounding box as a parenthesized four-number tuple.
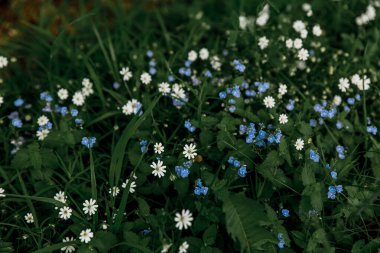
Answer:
(293, 20, 308, 39)
(210, 55, 221, 71)
(0, 96, 4, 107)
(338, 74, 371, 92)
(302, 3, 313, 17)
(72, 78, 94, 106)
(356, 4, 377, 26)
(36, 115, 51, 141)
(122, 99, 143, 116)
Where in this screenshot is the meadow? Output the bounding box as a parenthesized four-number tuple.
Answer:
(0, 0, 380, 252)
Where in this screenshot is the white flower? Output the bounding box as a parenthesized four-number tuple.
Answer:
(0, 56, 8, 69)
(210, 56, 221, 71)
(0, 96, 3, 107)
(256, 4, 270, 26)
(333, 95, 342, 106)
(81, 86, 94, 97)
(37, 115, 49, 126)
(278, 84, 287, 95)
(0, 188, 5, 198)
(72, 92, 85, 106)
(59, 206, 73, 220)
(263, 96, 275, 108)
(79, 229, 93, 244)
(178, 241, 189, 253)
(295, 138, 304, 151)
(338, 78, 350, 92)
(297, 48, 309, 61)
(351, 74, 361, 85)
(122, 99, 142, 115)
(122, 179, 136, 193)
(151, 160, 167, 178)
(279, 114, 288, 124)
(82, 78, 92, 88)
(161, 243, 172, 253)
(83, 199, 98, 216)
(58, 88, 69, 100)
(188, 50, 198, 62)
(158, 82, 171, 95)
(171, 84, 186, 100)
(109, 186, 120, 197)
(25, 213, 34, 223)
(154, 142, 164, 154)
(313, 25, 322, 36)
(61, 237, 76, 253)
(183, 143, 197, 160)
(54, 191, 67, 204)
(174, 209, 193, 230)
(285, 39, 293, 48)
(239, 16, 248, 30)
(300, 29, 308, 39)
(293, 20, 306, 33)
(199, 48, 209, 60)
(293, 38, 303, 49)
(120, 67, 133, 81)
(37, 129, 50, 141)
(258, 36, 269, 49)
(140, 72, 152, 85)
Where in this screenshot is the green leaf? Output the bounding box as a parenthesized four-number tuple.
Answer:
(279, 137, 292, 166)
(137, 197, 150, 217)
(91, 231, 117, 253)
(203, 224, 217, 246)
(221, 193, 273, 252)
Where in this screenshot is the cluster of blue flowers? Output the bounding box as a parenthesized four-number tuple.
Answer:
(254, 81, 270, 94)
(327, 185, 343, 199)
(140, 140, 148, 153)
(336, 145, 345, 159)
(219, 85, 241, 113)
(178, 60, 192, 77)
(146, 50, 157, 76)
(277, 233, 285, 249)
(194, 179, 208, 196)
(184, 120, 196, 133)
(81, 136, 96, 149)
(309, 149, 320, 163)
(240, 123, 281, 147)
(228, 156, 247, 177)
(286, 99, 295, 111)
(313, 101, 337, 119)
(367, 125, 378, 135)
(175, 161, 192, 178)
(232, 59, 246, 73)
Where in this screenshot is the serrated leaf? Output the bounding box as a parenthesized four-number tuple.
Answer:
(222, 193, 272, 252)
(203, 224, 217, 246)
(137, 197, 150, 217)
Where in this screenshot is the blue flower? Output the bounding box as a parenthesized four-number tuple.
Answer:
(238, 166, 247, 177)
(71, 109, 79, 117)
(336, 121, 343, 129)
(146, 50, 153, 58)
(336, 145, 344, 154)
(194, 179, 208, 196)
(228, 156, 236, 165)
(277, 233, 285, 248)
(281, 209, 290, 217)
(367, 125, 378, 135)
(233, 160, 241, 168)
(219, 91, 227, 99)
(14, 98, 24, 107)
(113, 82, 120, 89)
(175, 166, 190, 178)
(309, 119, 317, 127)
(82, 137, 96, 148)
(330, 171, 337, 180)
(310, 150, 320, 163)
(184, 120, 196, 133)
(12, 118, 23, 128)
(75, 118, 83, 124)
(347, 98, 355, 105)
